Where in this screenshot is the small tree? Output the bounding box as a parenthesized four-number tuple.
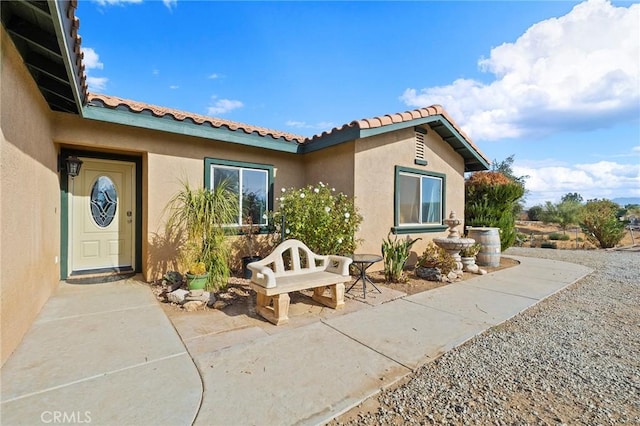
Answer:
(272, 183, 363, 256)
(540, 199, 582, 234)
(561, 192, 583, 204)
(580, 199, 625, 248)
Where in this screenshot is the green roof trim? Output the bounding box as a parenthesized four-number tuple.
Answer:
(82, 105, 300, 154)
(82, 104, 488, 171)
(301, 115, 489, 172)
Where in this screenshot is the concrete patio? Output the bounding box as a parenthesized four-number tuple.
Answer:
(0, 255, 592, 425)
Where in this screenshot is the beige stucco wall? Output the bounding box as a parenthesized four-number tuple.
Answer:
(1, 30, 60, 366)
(303, 141, 355, 196)
(52, 115, 305, 280)
(353, 127, 466, 269)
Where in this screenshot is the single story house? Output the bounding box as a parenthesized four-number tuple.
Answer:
(0, 0, 489, 365)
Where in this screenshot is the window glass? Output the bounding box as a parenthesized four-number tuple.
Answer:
(210, 164, 269, 226)
(90, 176, 117, 228)
(421, 176, 442, 224)
(397, 170, 443, 226)
(398, 174, 420, 224)
(242, 169, 267, 225)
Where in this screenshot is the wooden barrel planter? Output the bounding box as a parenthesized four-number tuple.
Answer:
(468, 227, 501, 267)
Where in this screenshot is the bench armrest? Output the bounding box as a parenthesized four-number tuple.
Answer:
(325, 255, 353, 276)
(248, 263, 277, 288)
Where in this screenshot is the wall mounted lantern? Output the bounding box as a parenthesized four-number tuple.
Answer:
(62, 155, 83, 178)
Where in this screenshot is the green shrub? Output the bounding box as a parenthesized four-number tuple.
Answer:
(540, 242, 557, 249)
(527, 205, 543, 221)
(548, 232, 570, 241)
(539, 200, 582, 233)
(580, 199, 625, 248)
(381, 234, 421, 283)
(465, 172, 525, 251)
(417, 242, 457, 275)
(272, 183, 363, 256)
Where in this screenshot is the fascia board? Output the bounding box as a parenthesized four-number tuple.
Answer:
(82, 106, 300, 154)
(299, 127, 362, 154)
(49, 0, 83, 113)
(360, 116, 490, 171)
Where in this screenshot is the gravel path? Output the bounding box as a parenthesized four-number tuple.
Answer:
(334, 248, 640, 425)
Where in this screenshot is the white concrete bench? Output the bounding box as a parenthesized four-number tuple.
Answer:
(247, 239, 353, 325)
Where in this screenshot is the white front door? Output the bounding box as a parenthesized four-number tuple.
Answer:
(69, 158, 135, 273)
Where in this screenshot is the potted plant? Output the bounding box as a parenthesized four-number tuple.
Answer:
(185, 261, 208, 290)
(241, 213, 263, 279)
(165, 181, 238, 291)
(459, 242, 481, 272)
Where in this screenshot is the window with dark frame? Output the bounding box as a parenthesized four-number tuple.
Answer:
(205, 159, 272, 227)
(394, 166, 446, 233)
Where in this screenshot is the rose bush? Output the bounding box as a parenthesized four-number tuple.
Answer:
(271, 182, 363, 256)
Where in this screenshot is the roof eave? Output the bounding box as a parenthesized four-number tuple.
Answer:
(49, 0, 85, 113)
(82, 105, 300, 153)
(303, 115, 490, 172)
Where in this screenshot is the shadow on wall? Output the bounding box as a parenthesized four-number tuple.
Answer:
(147, 226, 183, 282)
(229, 234, 280, 273)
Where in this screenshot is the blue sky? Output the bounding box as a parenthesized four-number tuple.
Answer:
(79, 0, 639, 207)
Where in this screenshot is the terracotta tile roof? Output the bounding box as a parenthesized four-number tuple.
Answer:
(311, 105, 479, 150)
(87, 93, 307, 143)
(67, 0, 89, 103)
(87, 93, 489, 167)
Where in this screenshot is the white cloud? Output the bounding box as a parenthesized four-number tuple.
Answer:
(163, 0, 177, 10)
(207, 98, 243, 115)
(401, 0, 640, 141)
(285, 120, 335, 130)
(82, 48, 103, 70)
(208, 73, 220, 79)
(82, 47, 108, 92)
(169, 85, 179, 89)
(86, 76, 108, 92)
(515, 159, 640, 206)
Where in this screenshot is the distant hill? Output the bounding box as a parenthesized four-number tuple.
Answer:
(613, 197, 640, 206)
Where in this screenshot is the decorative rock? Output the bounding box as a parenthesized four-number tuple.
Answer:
(163, 271, 183, 291)
(167, 289, 189, 304)
(183, 301, 204, 312)
(212, 300, 227, 310)
(167, 281, 183, 292)
(188, 289, 204, 297)
(416, 266, 442, 281)
(185, 291, 212, 304)
(207, 293, 217, 307)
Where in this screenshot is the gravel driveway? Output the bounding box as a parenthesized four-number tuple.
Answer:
(335, 248, 640, 425)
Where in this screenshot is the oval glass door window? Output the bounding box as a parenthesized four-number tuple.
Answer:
(90, 176, 118, 228)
